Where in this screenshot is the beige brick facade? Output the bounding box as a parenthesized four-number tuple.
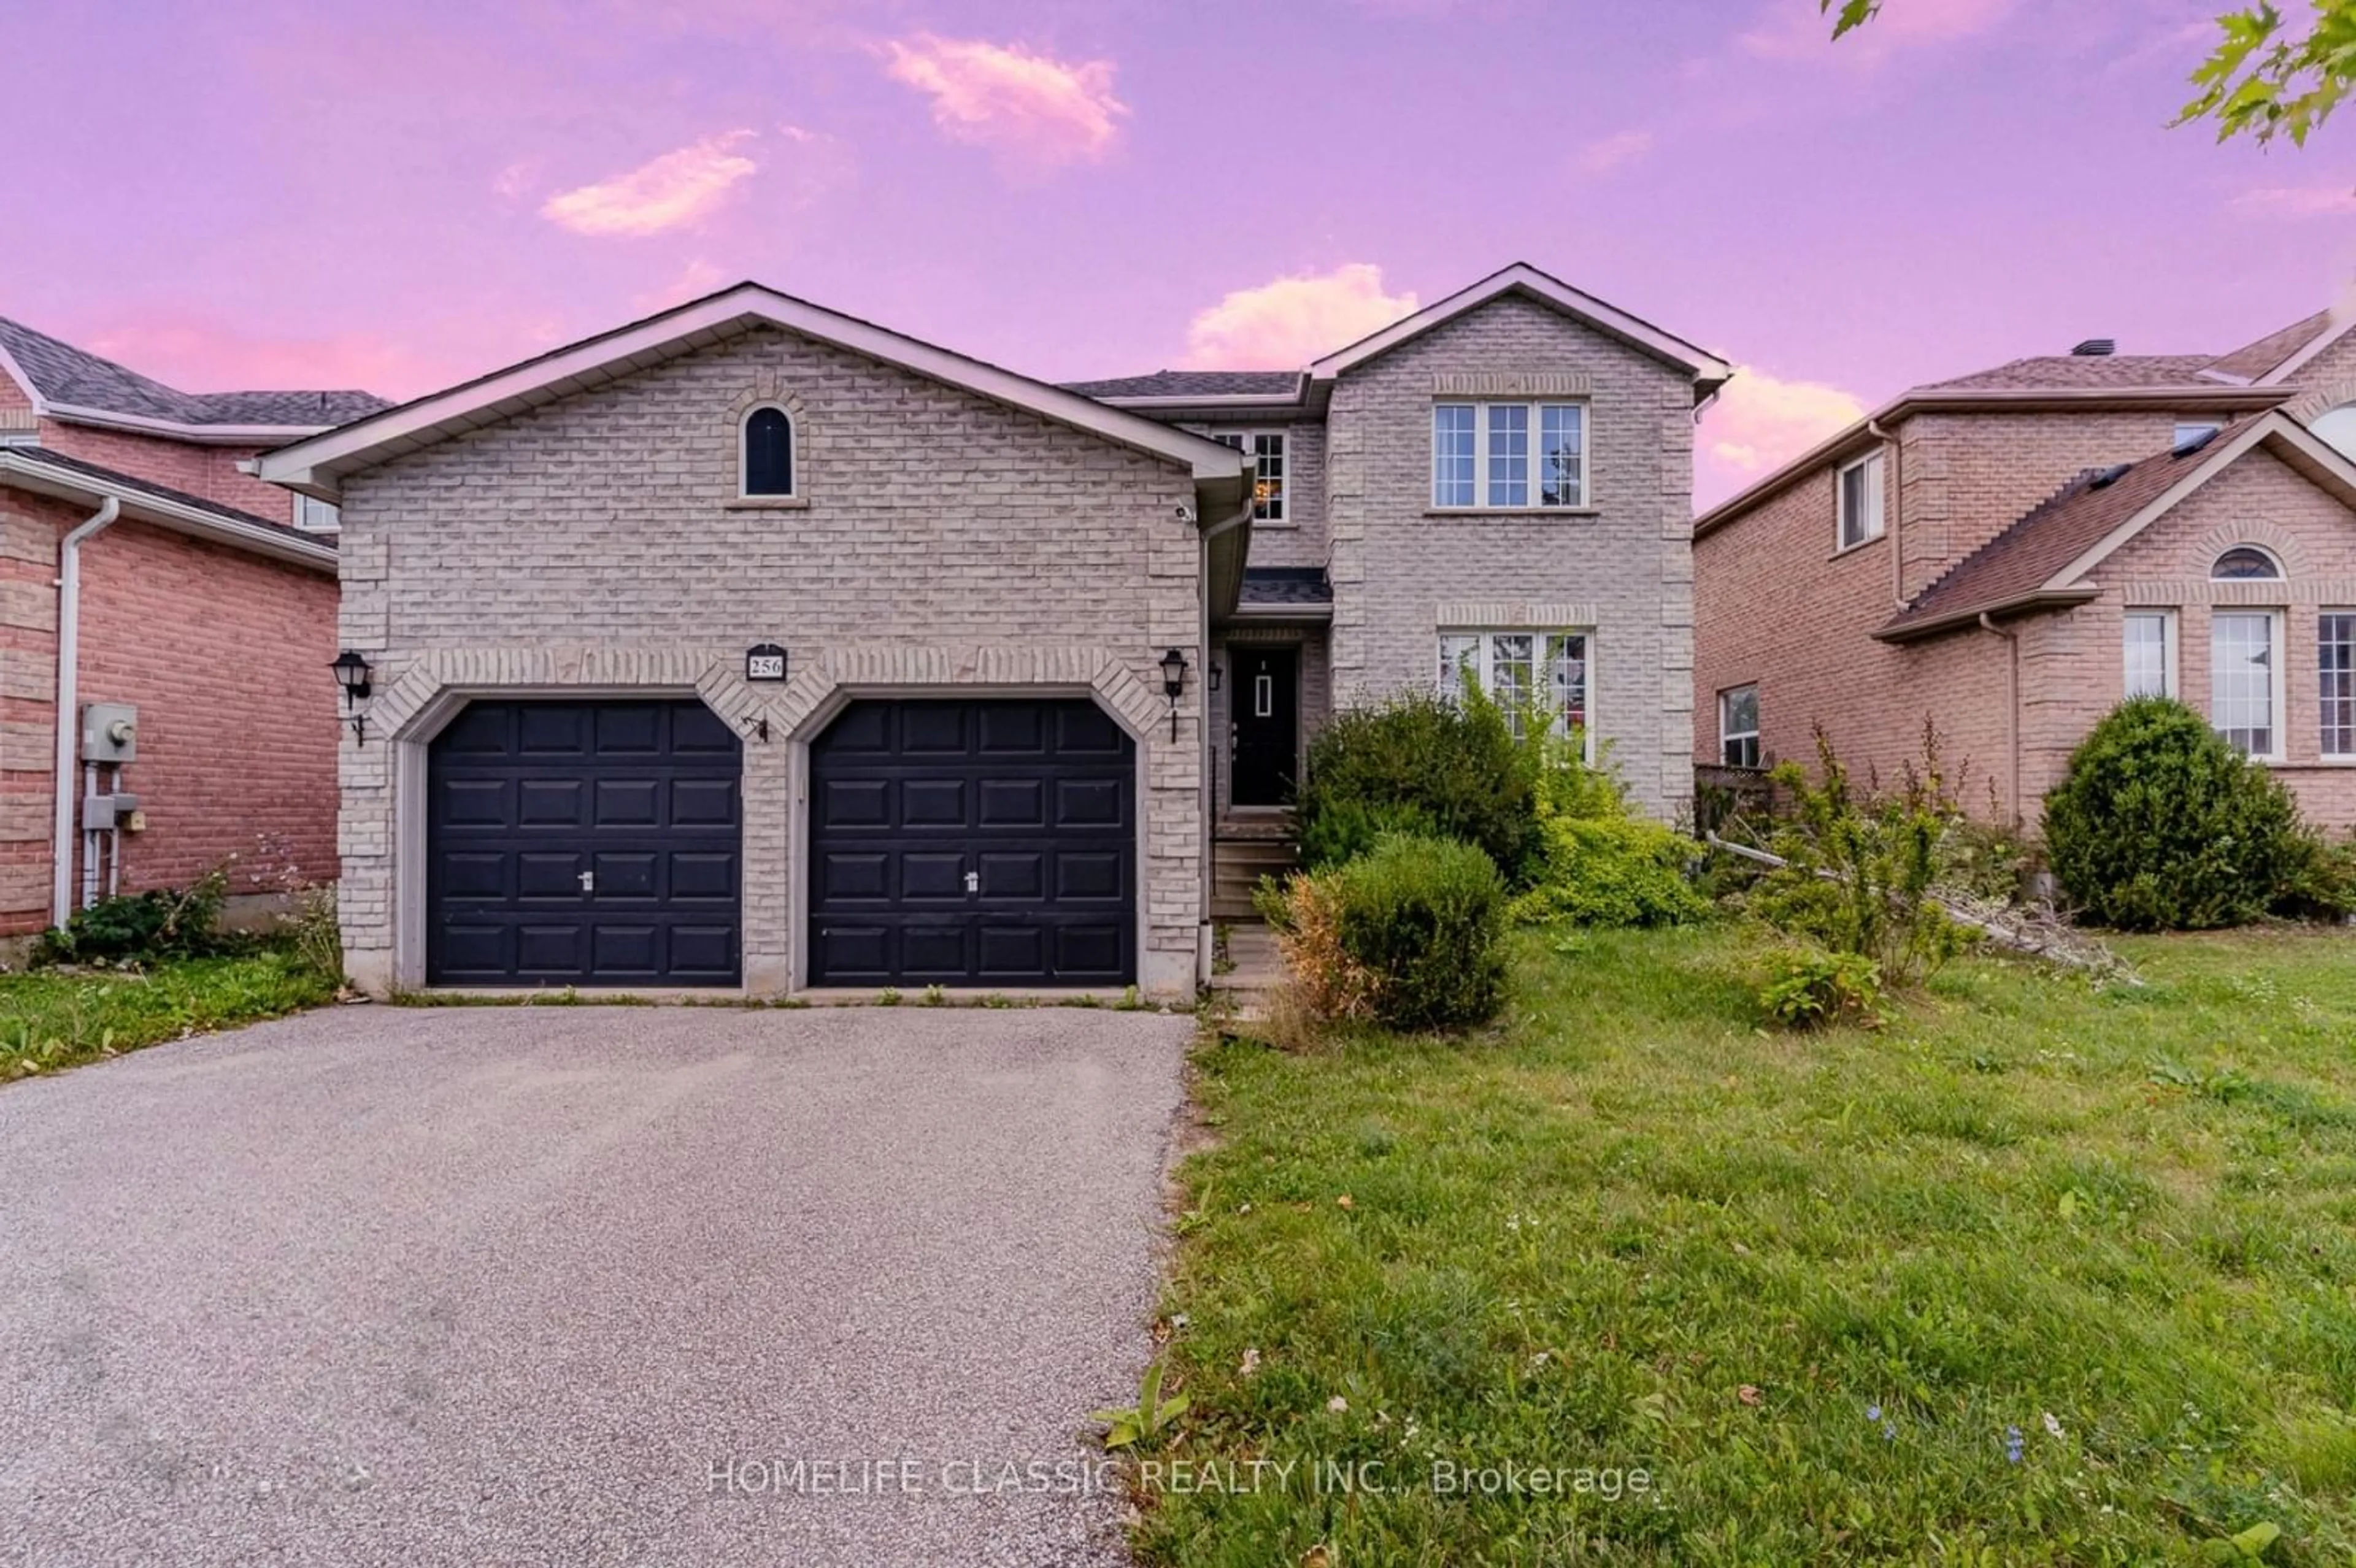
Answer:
(333, 325, 1207, 999)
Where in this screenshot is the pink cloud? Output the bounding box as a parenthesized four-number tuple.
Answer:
(1575, 129, 1654, 177)
(2232, 183, 2356, 219)
(633, 258, 729, 312)
(1697, 364, 1868, 505)
(882, 34, 1126, 167)
(1180, 264, 1420, 370)
(541, 131, 760, 237)
(79, 313, 454, 401)
(1740, 0, 2017, 63)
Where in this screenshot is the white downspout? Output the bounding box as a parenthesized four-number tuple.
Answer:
(52, 497, 120, 928)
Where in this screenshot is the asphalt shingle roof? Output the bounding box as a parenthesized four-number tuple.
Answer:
(0, 315, 389, 429)
(1060, 369, 1304, 400)
(1877, 419, 2258, 639)
(1239, 566, 1333, 607)
(1916, 355, 2223, 394)
(2208, 309, 2335, 383)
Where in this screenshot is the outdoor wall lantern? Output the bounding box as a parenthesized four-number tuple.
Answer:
(1160, 647, 1189, 742)
(329, 649, 374, 746)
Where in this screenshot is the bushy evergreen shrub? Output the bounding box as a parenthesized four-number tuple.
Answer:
(1294, 691, 1539, 880)
(2044, 698, 2306, 931)
(1262, 834, 1507, 1031)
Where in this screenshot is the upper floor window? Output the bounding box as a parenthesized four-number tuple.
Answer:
(1212, 431, 1286, 521)
(742, 405, 795, 498)
(2211, 545, 2282, 581)
(1719, 684, 1760, 769)
(1431, 402, 1585, 510)
(291, 494, 341, 533)
(1837, 450, 1885, 550)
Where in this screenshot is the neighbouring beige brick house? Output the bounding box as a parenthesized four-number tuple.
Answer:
(255, 264, 1727, 999)
(1694, 309, 2356, 832)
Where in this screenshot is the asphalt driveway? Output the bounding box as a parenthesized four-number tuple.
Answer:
(0, 1002, 1193, 1567)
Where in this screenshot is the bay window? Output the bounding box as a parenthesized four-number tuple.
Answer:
(2122, 610, 2175, 699)
(2322, 612, 2356, 758)
(2211, 610, 2282, 759)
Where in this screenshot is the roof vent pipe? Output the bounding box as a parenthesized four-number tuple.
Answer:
(2071, 339, 2117, 357)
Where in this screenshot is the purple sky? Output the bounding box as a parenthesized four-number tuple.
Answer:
(4, 0, 2351, 504)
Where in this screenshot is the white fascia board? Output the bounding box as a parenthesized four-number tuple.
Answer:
(2257, 313, 2355, 386)
(0, 452, 336, 572)
(2046, 413, 2352, 588)
(43, 402, 336, 444)
(256, 285, 1252, 497)
(1308, 263, 1733, 387)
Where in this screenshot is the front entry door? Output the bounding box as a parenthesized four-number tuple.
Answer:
(1229, 647, 1299, 807)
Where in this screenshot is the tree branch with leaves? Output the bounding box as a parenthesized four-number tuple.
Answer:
(1824, 0, 2356, 145)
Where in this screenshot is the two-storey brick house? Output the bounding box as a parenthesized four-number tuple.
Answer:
(255, 263, 1727, 999)
(1693, 308, 2356, 831)
(0, 317, 385, 940)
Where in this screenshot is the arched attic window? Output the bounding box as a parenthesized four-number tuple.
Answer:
(742, 405, 795, 498)
(2211, 545, 2284, 582)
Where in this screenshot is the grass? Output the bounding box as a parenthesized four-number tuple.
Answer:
(1145, 923, 2356, 1565)
(1, 947, 339, 1080)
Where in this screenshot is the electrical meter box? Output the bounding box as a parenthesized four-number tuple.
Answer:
(81, 703, 137, 763)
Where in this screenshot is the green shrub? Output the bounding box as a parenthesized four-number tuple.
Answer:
(1263, 834, 1507, 1031)
(1296, 797, 1437, 872)
(1753, 726, 1968, 985)
(2044, 698, 2307, 931)
(1296, 691, 1540, 878)
(34, 870, 234, 967)
(1511, 815, 1709, 928)
(1756, 946, 1883, 1030)
(2277, 830, 2356, 921)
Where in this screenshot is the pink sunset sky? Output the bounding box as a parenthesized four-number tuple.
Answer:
(4, 0, 2352, 505)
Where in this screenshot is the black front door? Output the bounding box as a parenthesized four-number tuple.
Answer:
(1229, 647, 1298, 807)
(807, 698, 1136, 987)
(426, 700, 744, 986)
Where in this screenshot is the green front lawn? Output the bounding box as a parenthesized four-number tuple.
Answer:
(1148, 925, 2356, 1564)
(1, 948, 338, 1080)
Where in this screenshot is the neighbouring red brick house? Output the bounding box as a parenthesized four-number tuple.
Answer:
(0, 316, 385, 941)
(1694, 307, 2356, 831)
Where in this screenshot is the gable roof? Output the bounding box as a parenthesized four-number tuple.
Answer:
(0, 446, 335, 571)
(1874, 413, 2356, 642)
(255, 282, 1253, 504)
(1307, 263, 1731, 399)
(0, 315, 388, 440)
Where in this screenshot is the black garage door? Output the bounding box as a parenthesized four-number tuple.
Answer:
(808, 698, 1135, 987)
(427, 700, 742, 986)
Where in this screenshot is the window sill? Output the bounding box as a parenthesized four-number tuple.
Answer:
(1829, 532, 1885, 561)
(1423, 506, 1598, 519)
(723, 496, 810, 511)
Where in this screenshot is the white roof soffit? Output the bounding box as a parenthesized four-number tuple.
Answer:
(1307, 263, 1733, 390)
(0, 450, 335, 571)
(255, 285, 1252, 499)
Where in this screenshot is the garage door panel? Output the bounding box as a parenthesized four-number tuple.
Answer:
(901, 778, 967, 827)
(591, 778, 661, 827)
(808, 698, 1134, 987)
(428, 699, 741, 987)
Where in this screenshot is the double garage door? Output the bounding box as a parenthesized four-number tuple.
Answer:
(426, 697, 1134, 988)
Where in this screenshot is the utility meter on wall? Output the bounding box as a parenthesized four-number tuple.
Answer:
(81, 703, 137, 763)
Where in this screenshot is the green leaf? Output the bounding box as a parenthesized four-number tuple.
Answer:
(2231, 1521, 2282, 1557)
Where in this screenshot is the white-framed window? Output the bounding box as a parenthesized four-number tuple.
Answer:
(1719, 684, 1760, 769)
(2322, 612, 2356, 758)
(291, 494, 341, 533)
(2211, 609, 2284, 759)
(1437, 629, 1590, 748)
(1212, 431, 1286, 522)
(1837, 450, 1885, 550)
(741, 404, 796, 498)
(1431, 402, 1586, 510)
(2211, 544, 2283, 581)
(2173, 417, 2223, 450)
(2122, 609, 2177, 699)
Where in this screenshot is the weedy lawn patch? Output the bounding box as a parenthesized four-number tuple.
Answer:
(1, 948, 338, 1080)
(1145, 924, 2356, 1564)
